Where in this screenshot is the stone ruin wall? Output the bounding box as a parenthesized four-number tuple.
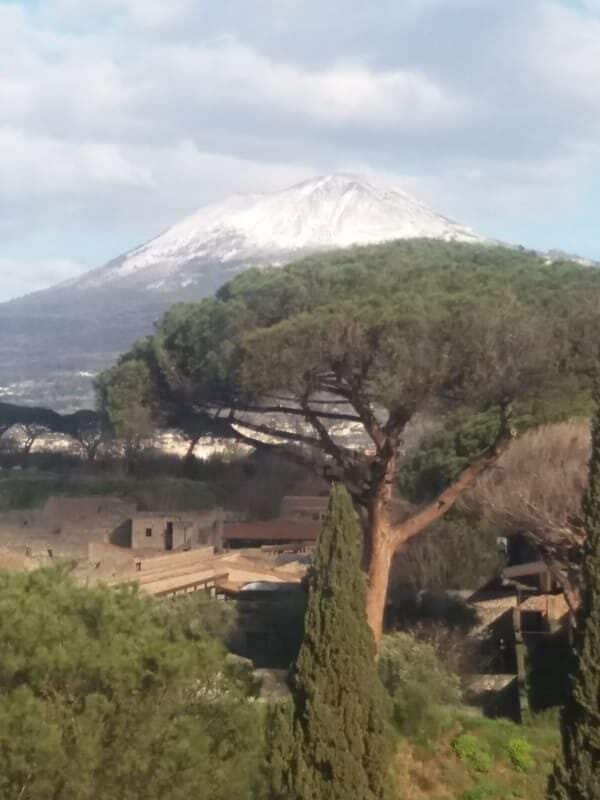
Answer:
(130, 509, 223, 551)
(0, 497, 225, 567)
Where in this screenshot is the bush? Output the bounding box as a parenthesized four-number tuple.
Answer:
(458, 783, 499, 800)
(453, 734, 493, 773)
(507, 737, 535, 772)
(378, 632, 461, 740)
(389, 517, 503, 594)
(0, 567, 266, 800)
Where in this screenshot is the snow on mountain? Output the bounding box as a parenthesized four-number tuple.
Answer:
(68, 173, 482, 293)
(0, 172, 485, 410)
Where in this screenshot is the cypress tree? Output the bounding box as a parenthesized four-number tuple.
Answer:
(285, 484, 393, 800)
(266, 701, 297, 800)
(548, 385, 600, 800)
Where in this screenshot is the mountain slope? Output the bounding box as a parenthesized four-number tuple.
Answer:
(0, 173, 483, 410)
(65, 173, 482, 294)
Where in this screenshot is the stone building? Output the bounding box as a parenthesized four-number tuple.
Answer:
(0, 495, 224, 560)
(222, 518, 319, 549)
(129, 510, 223, 552)
(221, 494, 327, 550)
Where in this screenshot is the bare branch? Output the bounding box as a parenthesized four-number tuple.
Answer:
(232, 403, 361, 422)
(230, 416, 324, 449)
(299, 392, 365, 477)
(226, 424, 317, 472)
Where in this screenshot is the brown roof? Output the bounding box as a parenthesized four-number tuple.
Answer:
(223, 519, 320, 542)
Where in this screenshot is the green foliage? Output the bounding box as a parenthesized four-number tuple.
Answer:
(507, 738, 535, 772)
(96, 359, 156, 472)
(265, 701, 296, 800)
(280, 485, 393, 800)
(378, 633, 461, 740)
(395, 711, 558, 800)
(96, 359, 154, 438)
(100, 239, 600, 642)
(458, 783, 500, 800)
(548, 383, 600, 799)
(453, 734, 493, 774)
(390, 518, 503, 592)
(0, 567, 266, 800)
(398, 384, 594, 504)
(398, 411, 502, 503)
(103, 240, 600, 488)
(153, 588, 238, 647)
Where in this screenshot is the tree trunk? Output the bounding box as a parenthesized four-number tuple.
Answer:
(21, 438, 35, 468)
(185, 435, 200, 460)
(364, 459, 396, 643)
(365, 527, 393, 643)
(363, 432, 515, 642)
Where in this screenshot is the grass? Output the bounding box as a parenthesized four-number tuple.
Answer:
(393, 709, 560, 799)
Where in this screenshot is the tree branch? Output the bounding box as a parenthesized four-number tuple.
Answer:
(391, 409, 516, 550)
(226, 424, 317, 471)
(230, 416, 324, 449)
(232, 403, 360, 422)
(299, 394, 363, 476)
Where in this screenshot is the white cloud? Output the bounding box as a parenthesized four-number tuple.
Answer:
(0, 258, 89, 301)
(167, 41, 464, 131)
(44, 0, 195, 30)
(403, 150, 594, 224)
(526, 3, 600, 109)
(2, 0, 600, 290)
(0, 127, 317, 250)
(0, 128, 154, 197)
(0, 25, 463, 140)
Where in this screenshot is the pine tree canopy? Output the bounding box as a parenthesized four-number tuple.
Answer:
(98, 239, 600, 638)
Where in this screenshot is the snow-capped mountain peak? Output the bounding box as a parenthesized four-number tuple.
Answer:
(70, 173, 482, 292)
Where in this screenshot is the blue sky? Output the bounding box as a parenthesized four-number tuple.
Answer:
(1, 0, 600, 300)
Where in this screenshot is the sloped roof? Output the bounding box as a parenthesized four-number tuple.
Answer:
(223, 519, 320, 542)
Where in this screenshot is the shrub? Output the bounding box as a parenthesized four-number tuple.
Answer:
(506, 737, 535, 772)
(452, 734, 493, 773)
(389, 518, 503, 595)
(378, 632, 461, 740)
(458, 783, 499, 800)
(0, 567, 266, 800)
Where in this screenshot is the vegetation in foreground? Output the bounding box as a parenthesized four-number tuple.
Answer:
(270, 485, 393, 799)
(0, 567, 265, 800)
(548, 385, 600, 799)
(0, 562, 563, 800)
(393, 710, 559, 800)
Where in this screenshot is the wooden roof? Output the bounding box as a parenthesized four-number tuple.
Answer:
(223, 519, 320, 542)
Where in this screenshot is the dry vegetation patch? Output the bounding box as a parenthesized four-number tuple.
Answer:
(465, 420, 590, 536)
(463, 420, 590, 604)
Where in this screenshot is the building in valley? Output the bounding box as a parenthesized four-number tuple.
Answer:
(128, 510, 223, 551)
(222, 494, 327, 550)
(0, 495, 224, 560)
